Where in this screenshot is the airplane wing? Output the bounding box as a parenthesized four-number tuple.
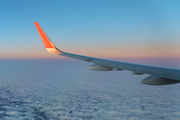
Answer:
(34, 22, 180, 85)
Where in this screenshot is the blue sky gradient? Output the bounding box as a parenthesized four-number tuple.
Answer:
(1, 0, 180, 59)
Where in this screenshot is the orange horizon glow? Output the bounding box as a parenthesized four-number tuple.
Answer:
(1, 42, 180, 59)
(0, 51, 180, 59)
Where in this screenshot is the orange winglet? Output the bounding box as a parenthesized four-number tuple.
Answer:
(34, 22, 55, 48)
(34, 22, 62, 54)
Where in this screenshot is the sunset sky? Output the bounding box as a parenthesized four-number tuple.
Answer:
(1, 0, 180, 59)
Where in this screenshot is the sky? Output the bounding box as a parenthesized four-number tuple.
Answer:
(1, 0, 180, 59)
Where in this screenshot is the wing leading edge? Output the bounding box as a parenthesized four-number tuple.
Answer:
(34, 22, 180, 85)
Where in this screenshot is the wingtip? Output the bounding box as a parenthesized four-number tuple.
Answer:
(33, 22, 39, 25)
(34, 22, 62, 54)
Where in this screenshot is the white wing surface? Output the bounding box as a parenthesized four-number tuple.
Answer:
(34, 22, 180, 85)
